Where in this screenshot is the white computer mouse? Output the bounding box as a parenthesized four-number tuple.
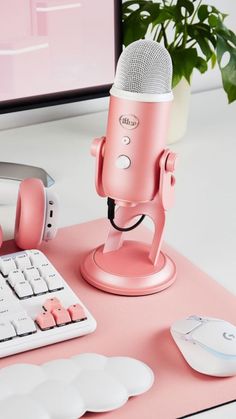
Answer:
(170, 315, 236, 377)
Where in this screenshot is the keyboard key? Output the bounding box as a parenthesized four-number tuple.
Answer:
(68, 304, 87, 322)
(23, 267, 40, 281)
(28, 250, 47, 267)
(30, 278, 48, 295)
(44, 274, 63, 291)
(12, 315, 37, 337)
(43, 297, 62, 312)
(14, 281, 33, 299)
(0, 294, 18, 315)
(36, 312, 56, 331)
(0, 257, 16, 276)
(37, 263, 55, 277)
(0, 321, 16, 342)
(52, 308, 71, 326)
(0, 279, 12, 296)
(8, 270, 25, 288)
(15, 254, 31, 270)
(0, 293, 12, 307)
(0, 292, 24, 320)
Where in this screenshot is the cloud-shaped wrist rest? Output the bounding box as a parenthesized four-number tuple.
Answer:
(0, 353, 154, 419)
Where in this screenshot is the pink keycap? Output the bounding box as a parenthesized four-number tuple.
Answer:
(68, 304, 87, 322)
(43, 297, 62, 313)
(36, 312, 56, 331)
(51, 308, 71, 326)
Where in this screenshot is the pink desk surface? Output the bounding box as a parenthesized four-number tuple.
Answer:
(0, 219, 236, 419)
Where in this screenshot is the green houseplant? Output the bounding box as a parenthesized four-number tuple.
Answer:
(122, 0, 236, 142)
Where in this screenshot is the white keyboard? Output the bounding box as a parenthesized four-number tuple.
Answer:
(0, 249, 96, 357)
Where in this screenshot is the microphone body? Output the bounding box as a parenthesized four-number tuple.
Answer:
(102, 94, 172, 205)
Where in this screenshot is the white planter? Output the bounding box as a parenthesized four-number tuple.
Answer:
(167, 78, 191, 144)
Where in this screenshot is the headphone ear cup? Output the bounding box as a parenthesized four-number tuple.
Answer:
(15, 178, 46, 250)
(42, 189, 59, 242)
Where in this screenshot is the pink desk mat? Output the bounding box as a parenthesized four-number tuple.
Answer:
(0, 219, 236, 419)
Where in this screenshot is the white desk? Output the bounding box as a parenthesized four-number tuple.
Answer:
(0, 88, 235, 418)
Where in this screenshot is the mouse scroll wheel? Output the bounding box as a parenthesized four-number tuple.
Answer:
(171, 318, 203, 335)
(188, 315, 203, 321)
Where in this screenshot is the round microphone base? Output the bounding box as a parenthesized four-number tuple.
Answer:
(81, 240, 176, 296)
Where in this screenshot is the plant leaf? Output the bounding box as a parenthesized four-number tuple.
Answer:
(187, 23, 216, 57)
(177, 0, 194, 18)
(197, 5, 209, 22)
(123, 9, 150, 46)
(211, 52, 217, 68)
(171, 47, 198, 87)
(122, 1, 163, 45)
(196, 56, 208, 73)
(214, 21, 236, 46)
(208, 14, 219, 28)
(216, 35, 236, 103)
(122, 0, 146, 15)
(197, 37, 214, 60)
(198, 4, 221, 22)
(152, 7, 176, 27)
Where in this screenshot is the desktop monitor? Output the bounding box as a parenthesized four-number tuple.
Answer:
(0, 0, 122, 114)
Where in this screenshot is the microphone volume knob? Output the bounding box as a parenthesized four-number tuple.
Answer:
(165, 152, 177, 173)
(90, 137, 105, 157)
(115, 155, 131, 170)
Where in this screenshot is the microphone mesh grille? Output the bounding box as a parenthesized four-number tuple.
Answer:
(114, 40, 172, 94)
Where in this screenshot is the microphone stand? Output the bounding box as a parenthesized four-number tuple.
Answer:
(81, 137, 177, 296)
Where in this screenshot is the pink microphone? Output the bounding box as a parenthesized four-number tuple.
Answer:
(82, 40, 178, 296)
(101, 40, 173, 205)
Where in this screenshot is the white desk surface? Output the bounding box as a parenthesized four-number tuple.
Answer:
(0, 87, 235, 418)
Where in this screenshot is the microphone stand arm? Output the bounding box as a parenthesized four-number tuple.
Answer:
(91, 137, 177, 267)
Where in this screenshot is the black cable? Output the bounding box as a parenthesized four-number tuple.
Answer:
(107, 197, 145, 232)
(110, 215, 146, 232)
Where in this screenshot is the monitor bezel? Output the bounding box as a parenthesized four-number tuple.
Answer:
(0, 0, 122, 115)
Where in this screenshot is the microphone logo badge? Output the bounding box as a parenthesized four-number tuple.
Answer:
(119, 114, 139, 130)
